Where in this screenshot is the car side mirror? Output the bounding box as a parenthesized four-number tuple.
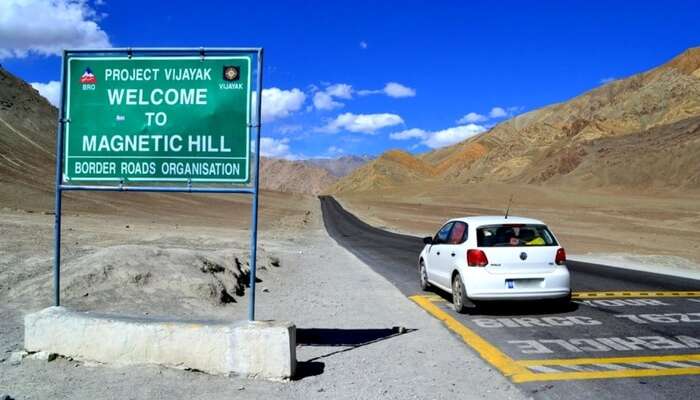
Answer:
(423, 236, 433, 245)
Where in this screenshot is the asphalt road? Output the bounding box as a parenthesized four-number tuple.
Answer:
(320, 195, 700, 400)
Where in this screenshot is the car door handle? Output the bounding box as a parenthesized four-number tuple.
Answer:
(451, 252, 456, 257)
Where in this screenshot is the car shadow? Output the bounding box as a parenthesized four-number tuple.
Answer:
(427, 288, 579, 316)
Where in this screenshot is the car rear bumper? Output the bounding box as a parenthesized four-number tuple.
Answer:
(468, 289, 571, 300)
(463, 265, 570, 301)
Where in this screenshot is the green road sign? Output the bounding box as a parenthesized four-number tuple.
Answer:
(63, 56, 252, 183)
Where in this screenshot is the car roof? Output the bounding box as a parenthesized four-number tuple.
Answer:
(447, 215, 547, 226)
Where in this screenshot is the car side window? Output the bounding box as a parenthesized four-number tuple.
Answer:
(434, 222, 454, 244)
(447, 222, 468, 244)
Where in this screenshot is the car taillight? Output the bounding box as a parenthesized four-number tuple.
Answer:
(467, 249, 488, 267)
(555, 248, 566, 265)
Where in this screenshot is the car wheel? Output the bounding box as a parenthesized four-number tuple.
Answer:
(419, 260, 431, 291)
(452, 273, 468, 314)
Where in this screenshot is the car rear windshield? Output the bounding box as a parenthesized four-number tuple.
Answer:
(477, 224, 558, 247)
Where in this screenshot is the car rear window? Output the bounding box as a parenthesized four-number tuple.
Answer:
(477, 224, 558, 247)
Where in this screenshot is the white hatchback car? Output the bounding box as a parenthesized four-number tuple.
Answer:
(418, 216, 571, 313)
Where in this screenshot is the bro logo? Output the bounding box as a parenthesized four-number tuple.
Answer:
(80, 67, 96, 91)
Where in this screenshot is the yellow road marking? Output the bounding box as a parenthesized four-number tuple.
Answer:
(513, 367, 700, 383)
(516, 353, 700, 366)
(410, 294, 700, 383)
(409, 295, 532, 379)
(573, 291, 699, 299)
(418, 293, 446, 302)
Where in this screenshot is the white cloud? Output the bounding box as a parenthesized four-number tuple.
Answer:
(253, 88, 306, 123)
(359, 41, 368, 49)
(457, 112, 487, 124)
(320, 112, 404, 134)
(357, 82, 416, 98)
(0, 0, 111, 59)
(600, 77, 616, 84)
(356, 89, 381, 96)
(30, 80, 61, 106)
(313, 91, 343, 110)
(489, 107, 507, 118)
(383, 82, 416, 98)
(458, 106, 522, 124)
(389, 124, 487, 148)
(259, 137, 298, 159)
(327, 145, 345, 155)
(312, 83, 354, 110)
(507, 106, 524, 114)
(390, 128, 427, 140)
(421, 124, 487, 149)
(276, 124, 303, 134)
(325, 83, 353, 99)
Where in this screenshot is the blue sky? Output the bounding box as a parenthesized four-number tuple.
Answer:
(2, 0, 700, 159)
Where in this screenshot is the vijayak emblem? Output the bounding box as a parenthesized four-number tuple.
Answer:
(223, 66, 240, 81)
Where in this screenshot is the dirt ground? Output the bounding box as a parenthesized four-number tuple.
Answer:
(336, 182, 700, 267)
(0, 191, 526, 400)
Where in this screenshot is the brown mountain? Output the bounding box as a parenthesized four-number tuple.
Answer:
(328, 150, 436, 193)
(333, 47, 700, 193)
(306, 155, 374, 177)
(259, 157, 337, 195)
(0, 67, 57, 209)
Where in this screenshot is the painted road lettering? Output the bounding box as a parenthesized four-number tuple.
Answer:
(508, 335, 700, 354)
(615, 313, 700, 324)
(472, 316, 601, 328)
(578, 299, 671, 307)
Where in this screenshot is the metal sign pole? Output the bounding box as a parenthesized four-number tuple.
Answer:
(248, 48, 264, 321)
(53, 50, 68, 307)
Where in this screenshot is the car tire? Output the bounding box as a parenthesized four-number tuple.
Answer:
(419, 260, 431, 291)
(452, 273, 468, 314)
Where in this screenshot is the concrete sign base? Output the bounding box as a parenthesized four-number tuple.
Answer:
(24, 307, 296, 380)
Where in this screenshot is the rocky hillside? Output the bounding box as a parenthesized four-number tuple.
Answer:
(333, 47, 700, 193)
(428, 47, 700, 186)
(306, 155, 374, 177)
(259, 157, 337, 195)
(328, 150, 436, 193)
(0, 67, 57, 209)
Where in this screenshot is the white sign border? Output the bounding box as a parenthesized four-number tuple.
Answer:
(63, 55, 252, 184)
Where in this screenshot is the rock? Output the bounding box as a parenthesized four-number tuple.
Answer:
(8, 350, 28, 365)
(1, 394, 15, 400)
(269, 257, 281, 267)
(392, 326, 407, 334)
(27, 351, 58, 362)
(262, 288, 270, 293)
